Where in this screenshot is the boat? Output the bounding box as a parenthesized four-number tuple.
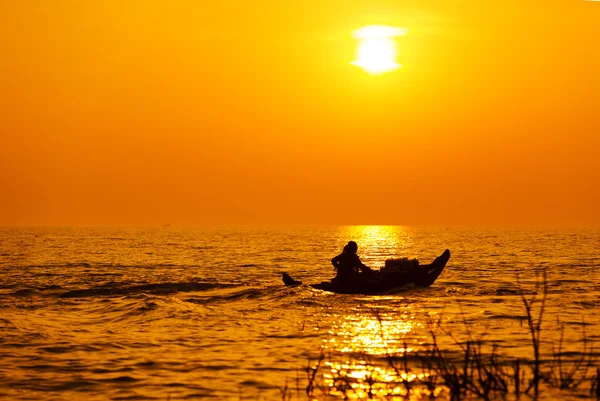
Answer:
(282, 249, 450, 295)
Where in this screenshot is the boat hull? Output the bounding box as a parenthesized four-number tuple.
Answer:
(283, 249, 450, 295)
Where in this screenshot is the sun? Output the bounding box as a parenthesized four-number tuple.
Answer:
(351, 25, 407, 74)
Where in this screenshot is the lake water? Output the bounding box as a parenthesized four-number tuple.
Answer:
(1, 226, 599, 400)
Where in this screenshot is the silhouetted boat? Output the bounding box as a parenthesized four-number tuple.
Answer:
(282, 249, 450, 295)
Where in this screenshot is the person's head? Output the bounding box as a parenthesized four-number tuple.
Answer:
(343, 241, 358, 254)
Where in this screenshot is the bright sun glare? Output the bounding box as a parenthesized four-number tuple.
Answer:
(351, 25, 407, 74)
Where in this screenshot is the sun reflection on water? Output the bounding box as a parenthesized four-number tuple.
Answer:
(339, 226, 414, 268)
(316, 306, 445, 400)
(327, 311, 417, 355)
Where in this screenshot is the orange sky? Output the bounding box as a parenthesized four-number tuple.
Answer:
(1, 0, 599, 227)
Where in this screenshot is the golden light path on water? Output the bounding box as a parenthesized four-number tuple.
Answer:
(321, 310, 445, 399)
(331, 307, 416, 355)
(316, 226, 446, 399)
(340, 226, 414, 268)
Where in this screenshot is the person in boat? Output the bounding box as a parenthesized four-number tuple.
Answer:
(331, 241, 374, 285)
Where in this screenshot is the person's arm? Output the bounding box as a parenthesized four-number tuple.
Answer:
(331, 254, 341, 268)
(356, 256, 373, 273)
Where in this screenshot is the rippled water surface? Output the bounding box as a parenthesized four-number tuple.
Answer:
(1, 226, 599, 400)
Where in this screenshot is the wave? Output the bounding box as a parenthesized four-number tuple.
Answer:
(60, 282, 238, 298)
(186, 285, 297, 305)
(8, 289, 43, 297)
(52, 293, 207, 324)
(98, 295, 189, 322)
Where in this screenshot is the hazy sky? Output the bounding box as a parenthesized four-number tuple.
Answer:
(1, 0, 599, 227)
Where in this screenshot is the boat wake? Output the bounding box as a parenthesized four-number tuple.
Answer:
(59, 281, 238, 298)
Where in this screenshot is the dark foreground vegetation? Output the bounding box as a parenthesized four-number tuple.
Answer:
(281, 272, 600, 401)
